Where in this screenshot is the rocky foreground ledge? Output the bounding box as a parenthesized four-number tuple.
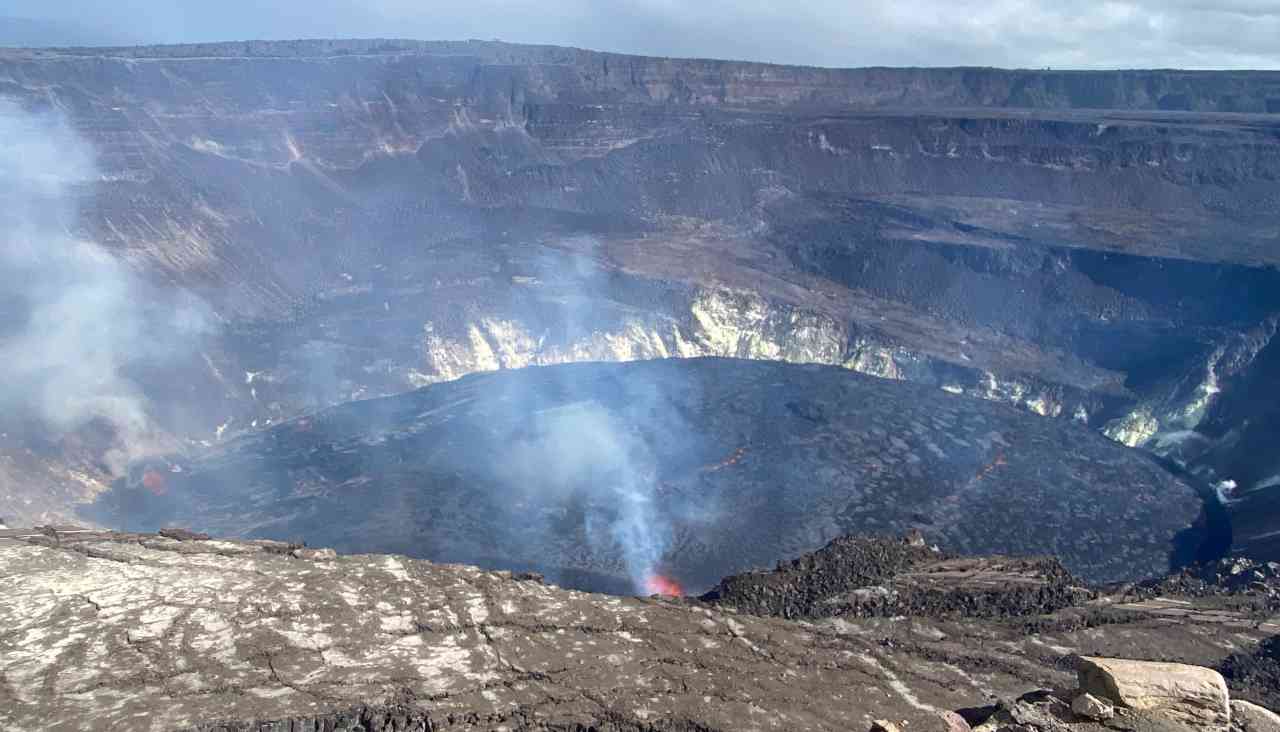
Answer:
(1, 528, 1278, 731)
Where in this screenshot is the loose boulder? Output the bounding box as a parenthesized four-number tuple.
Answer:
(941, 710, 973, 732)
(971, 691, 1073, 732)
(1077, 657, 1230, 727)
(292, 547, 338, 561)
(1232, 700, 1280, 732)
(1072, 693, 1115, 721)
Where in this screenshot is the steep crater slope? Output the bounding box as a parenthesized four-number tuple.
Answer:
(87, 358, 1209, 592)
(0, 41, 1277, 557)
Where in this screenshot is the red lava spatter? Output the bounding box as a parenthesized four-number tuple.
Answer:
(974, 452, 1007, 482)
(644, 574, 684, 597)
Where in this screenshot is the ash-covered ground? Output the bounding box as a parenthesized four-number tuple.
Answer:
(1, 525, 1276, 731)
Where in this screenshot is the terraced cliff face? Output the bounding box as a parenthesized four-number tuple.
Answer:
(0, 40, 1277, 559)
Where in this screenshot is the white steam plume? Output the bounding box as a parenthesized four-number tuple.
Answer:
(501, 399, 673, 592)
(0, 98, 209, 474)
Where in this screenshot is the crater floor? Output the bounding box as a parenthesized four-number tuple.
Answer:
(87, 358, 1209, 590)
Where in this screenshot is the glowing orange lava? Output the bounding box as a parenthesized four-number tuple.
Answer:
(973, 451, 1007, 482)
(643, 574, 684, 597)
(141, 469, 167, 496)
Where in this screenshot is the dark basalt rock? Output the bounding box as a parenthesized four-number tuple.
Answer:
(1143, 556, 1280, 598)
(189, 706, 431, 732)
(700, 533, 1093, 620)
(84, 358, 1207, 591)
(1220, 636, 1280, 712)
(1128, 557, 1280, 626)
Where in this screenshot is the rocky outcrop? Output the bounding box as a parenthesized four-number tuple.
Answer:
(1143, 556, 1280, 606)
(1232, 701, 1280, 732)
(2, 528, 1278, 732)
(700, 533, 1092, 620)
(1077, 657, 1231, 727)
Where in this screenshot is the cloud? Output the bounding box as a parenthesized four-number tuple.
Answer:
(5, 0, 1279, 69)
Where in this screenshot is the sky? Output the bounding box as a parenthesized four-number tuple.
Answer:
(3, 0, 1280, 69)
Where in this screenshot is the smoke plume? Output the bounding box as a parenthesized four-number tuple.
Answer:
(500, 399, 673, 592)
(0, 98, 209, 474)
(484, 241, 709, 593)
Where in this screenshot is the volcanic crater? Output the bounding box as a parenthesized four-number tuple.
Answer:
(0, 39, 1278, 584)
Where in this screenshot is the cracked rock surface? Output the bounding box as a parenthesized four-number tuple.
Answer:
(2, 529, 1278, 731)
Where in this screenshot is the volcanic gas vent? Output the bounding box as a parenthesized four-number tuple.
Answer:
(86, 358, 1207, 592)
(643, 573, 684, 597)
